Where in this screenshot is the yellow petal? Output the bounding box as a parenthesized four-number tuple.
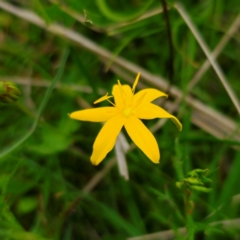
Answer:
(124, 116, 160, 163)
(136, 103, 182, 131)
(132, 72, 140, 93)
(69, 107, 119, 122)
(94, 93, 112, 104)
(112, 83, 133, 108)
(91, 115, 126, 165)
(133, 88, 167, 107)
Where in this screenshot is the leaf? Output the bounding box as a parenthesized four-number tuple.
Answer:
(17, 197, 38, 215)
(28, 125, 72, 155)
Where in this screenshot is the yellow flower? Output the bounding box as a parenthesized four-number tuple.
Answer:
(70, 73, 182, 165)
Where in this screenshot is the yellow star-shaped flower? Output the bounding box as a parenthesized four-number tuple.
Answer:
(70, 73, 182, 165)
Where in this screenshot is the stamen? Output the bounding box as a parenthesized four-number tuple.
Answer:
(107, 99, 116, 107)
(94, 93, 113, 104)
(132, 72, 140, 94)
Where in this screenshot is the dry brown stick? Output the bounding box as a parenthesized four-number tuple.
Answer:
(127, 218, 240, 240)
(188, 13, 240, 90)
(1, 76, 93, 93)
(0, 1, 168, 84)
(174, 2, 240, 115)
(82, 158, 117, 194)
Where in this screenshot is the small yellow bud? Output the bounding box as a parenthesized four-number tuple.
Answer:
(0, 81, 21, 103)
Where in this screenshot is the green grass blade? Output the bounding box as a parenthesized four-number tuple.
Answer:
(0, 48, 69, 159)
(96, 0, 154, 22)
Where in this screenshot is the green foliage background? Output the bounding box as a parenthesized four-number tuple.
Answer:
(0, 0, 240, 239)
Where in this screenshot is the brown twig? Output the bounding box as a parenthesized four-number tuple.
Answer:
(160, 0, 174, 86)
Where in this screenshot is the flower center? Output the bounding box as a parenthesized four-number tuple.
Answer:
(123, 107, 135, 118)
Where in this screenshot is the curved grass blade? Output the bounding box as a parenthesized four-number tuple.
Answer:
(0, 48, 70, 160)
(96, 0, 154, 22)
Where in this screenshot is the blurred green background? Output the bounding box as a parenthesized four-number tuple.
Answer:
(0, 0, 240, 239)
